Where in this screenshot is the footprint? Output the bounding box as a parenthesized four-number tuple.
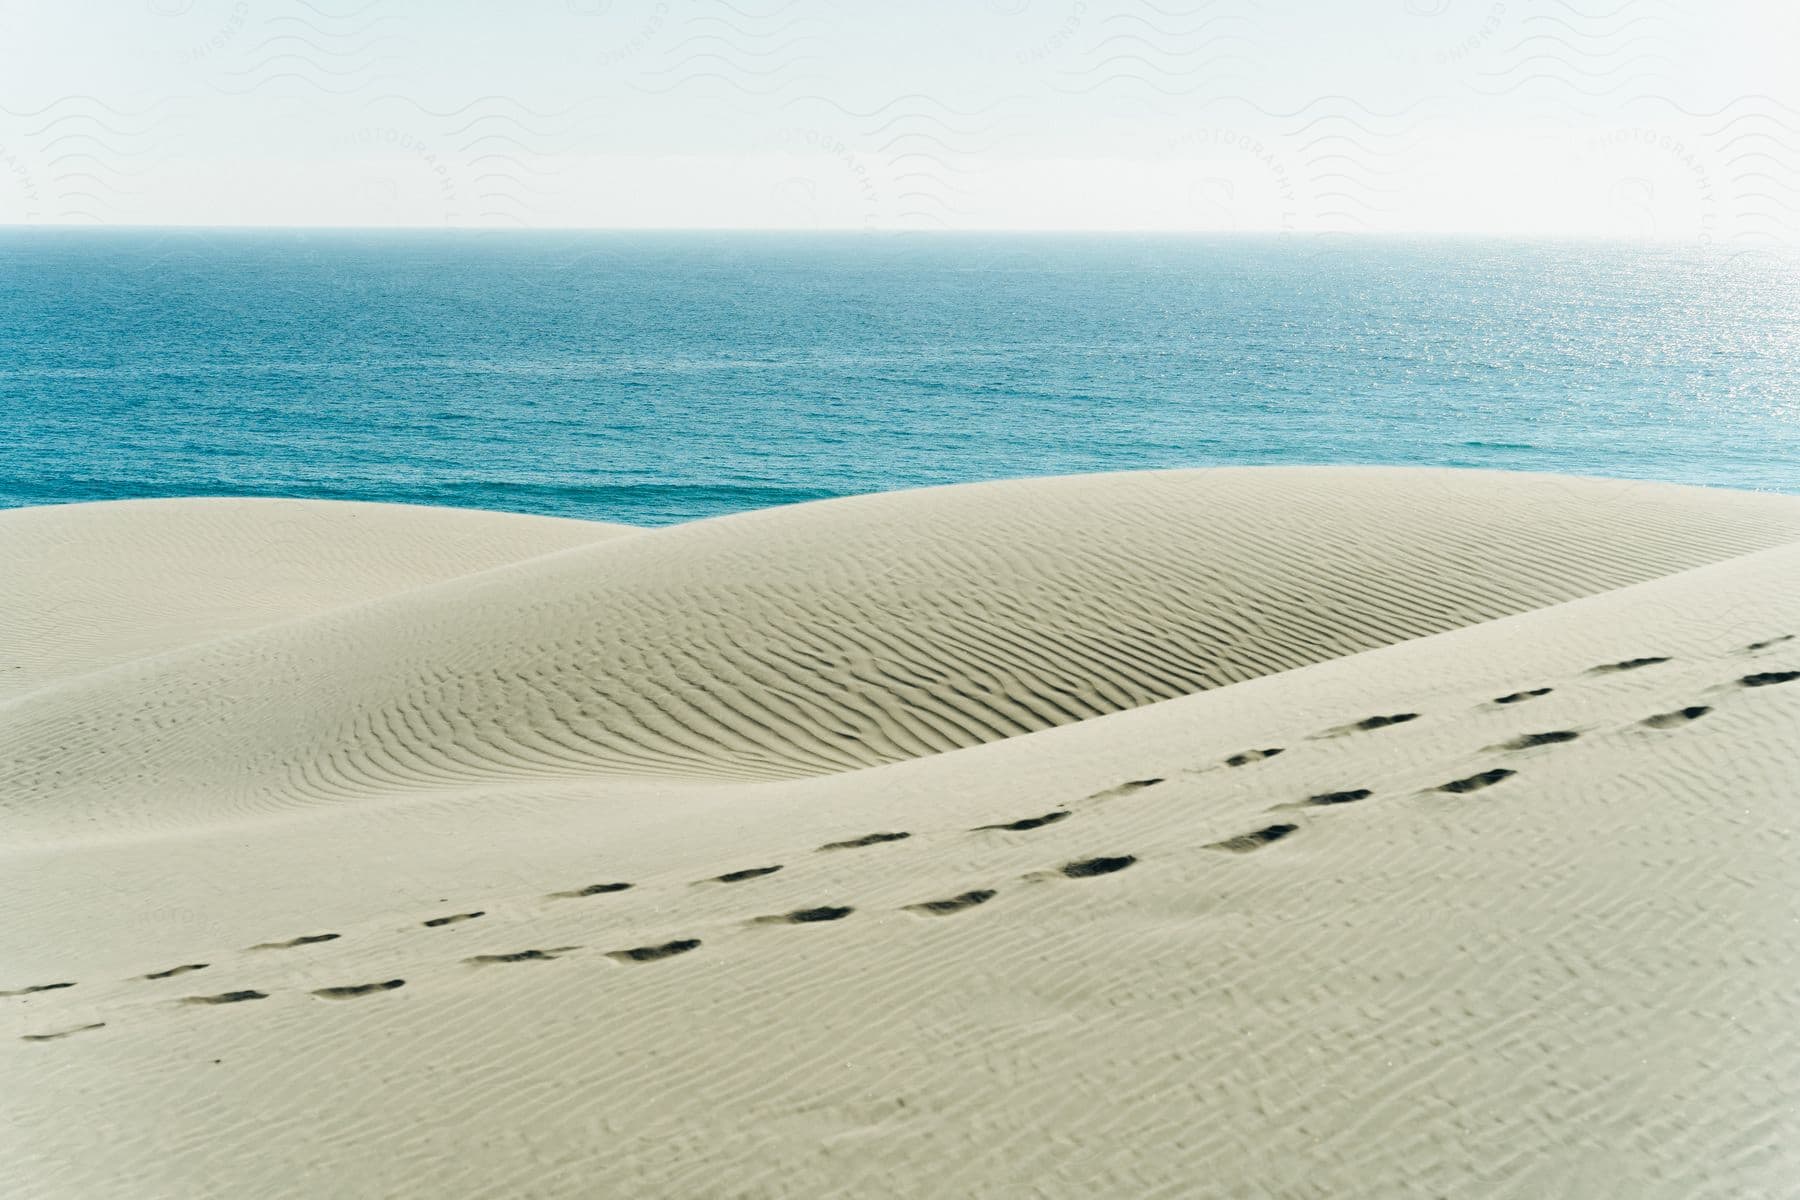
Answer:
(183, 990, 267, 1005)
(607, 939, 702, 964)
(1358, 712, 1418, 730)
(817, 832, 910, 851)
(1498, 730, 1580, 751)
(1303, 788, 1372, 808)
(422, 912, 485, 928)
(1321, 713, 1418, 737)
(906, 889, 997, 916)
(249, 933, 339, 951)
(1743, 634, 1793, 652)
(1207, 824, 1298, 853)
(548, 882, 632, 899)
(313, 980, 405, 1000)
(972, 811, 1069, 833)
(1059, 855, 1137, 878)
(1494, 687, 1553, 705)
(1225, 748, 1283, 767)
(756, 905, 855, 925)
(1, 981, 75, 997)
(1438, 768, 1515, 794)
(464, 947, 577, 965)
(142, 964, 209, 981)
(706, 865, 784, 884)
(1588, 657, 1671, 675)
(1642, 705, 1711, 729)
(20, 1023, 104, 1042)
(1086, 779, 1163, 801)
(1740, 671, 1799, 688)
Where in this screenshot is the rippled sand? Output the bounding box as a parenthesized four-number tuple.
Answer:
(5, 467, 1799, 1197)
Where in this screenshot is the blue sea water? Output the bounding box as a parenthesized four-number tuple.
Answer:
(2, 229, 1796, 526)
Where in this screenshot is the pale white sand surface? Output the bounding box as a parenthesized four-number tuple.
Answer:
(0, 497, 630, 701)
(4, 468, 1798, 1198)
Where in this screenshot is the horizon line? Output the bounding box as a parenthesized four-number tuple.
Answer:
(0, 223, 1752, 245)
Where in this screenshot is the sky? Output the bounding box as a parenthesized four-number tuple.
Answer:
(1, 0, 1797, 243)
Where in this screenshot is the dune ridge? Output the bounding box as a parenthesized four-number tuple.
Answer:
(5, 468, 1800, 838)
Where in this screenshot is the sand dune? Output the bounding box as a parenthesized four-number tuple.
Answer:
(5, 468, 1800, 837)
(5, 468, 1800, 1197)
(0, 497, 629, 701)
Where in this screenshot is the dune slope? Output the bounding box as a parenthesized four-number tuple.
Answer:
(0, 497, 632, 700)
(3, 513, 1798, 1198)
(4, 468, 1800, 837)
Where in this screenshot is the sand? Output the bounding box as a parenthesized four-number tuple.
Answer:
(4, 467, 1799, 1197)
(0, 497, 630, 701)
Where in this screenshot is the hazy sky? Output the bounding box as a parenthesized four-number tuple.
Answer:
(2, 0, 1796, 241)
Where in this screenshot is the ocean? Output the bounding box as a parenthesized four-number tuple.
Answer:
(2, 229, 1794, 525)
